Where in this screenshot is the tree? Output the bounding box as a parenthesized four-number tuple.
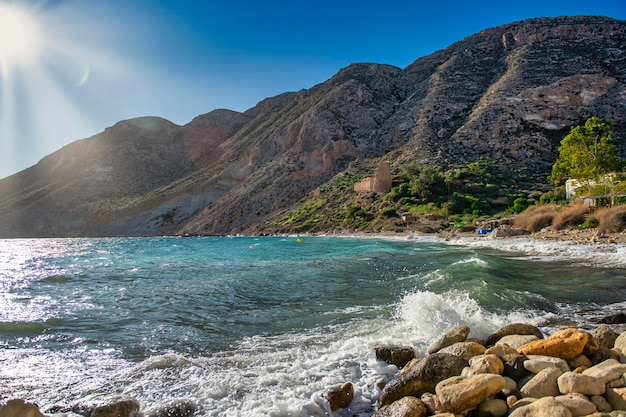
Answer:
(549, 117, 622, 185)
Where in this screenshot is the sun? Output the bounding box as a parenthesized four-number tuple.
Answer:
(0, 3, 42, 76)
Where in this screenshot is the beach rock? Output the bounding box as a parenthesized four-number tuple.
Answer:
(591, 347, 621, 365)
(435, 374, 505, 414)
(420, 392, 444, 415)
(439, 341, 486, 361)
(598, 313, 626, 324)
(608, 376, 626, 388)
(605, 387, 626, 410)
(427, 325, 470, 354)
(504, 355, 532, 381)
(324, 382, 354, 411)
(519, 367, 563, 398)
(614, 332, 626, 352)
(582, 358, 626, 384)
(591, 395, 612, 412)
(0, 399, 44, 417)
(475, 398, 508, 417)
(485, 323, 544, 346)
(498, 335, 539, 349)
(518, 328, 590, 360)
(486, 344, 524, 362)
(524, 355, 570, 373)
(554, 393, 597, 416)
(90, 399, 141, 417)
(508, 396, 573, 417)
(463, 354, 504, 376)
(147, 399, 196, 417)
(375, 345, 416, 368)
(379, 353, 467, 406)
(582, 331, 600, 356)
(373, 396, 427, 417)
(557, 372, 606, 396)
(593, 325, 618, 349)
(503, 376, 519, 396)
(568, 355, 593, 370)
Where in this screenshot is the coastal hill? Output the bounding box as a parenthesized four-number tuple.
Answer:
(0, 16, 624, 237)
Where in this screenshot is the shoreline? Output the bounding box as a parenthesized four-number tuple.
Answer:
(328, 228, 626, 269)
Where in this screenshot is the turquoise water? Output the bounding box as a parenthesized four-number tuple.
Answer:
(1, 236, 625, 416)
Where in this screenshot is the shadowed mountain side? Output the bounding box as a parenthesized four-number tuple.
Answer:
(0, 16, 624, 237)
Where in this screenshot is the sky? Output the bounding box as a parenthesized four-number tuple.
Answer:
(0, 0, 625, 179)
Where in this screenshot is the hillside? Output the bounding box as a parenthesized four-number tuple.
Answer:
(0, 16, 624, 237)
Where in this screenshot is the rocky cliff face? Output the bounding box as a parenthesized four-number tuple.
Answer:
(0, 16, 624, 237)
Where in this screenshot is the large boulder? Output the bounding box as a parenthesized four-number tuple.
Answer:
(524, 355, 570, 373)
(373, 396, 427, 417)
(582, 358, 626, 385)
(0, 400, 44, 417)
(486, 323, 544, 346)
(435, 374, 506, 414)
(427, 325, 470, 354)
(557, 372, 606, 396)
(554, 394, 597, 417)
(509, 396, 573, 417)
(463, 354, 504, 376)
(518, 328, 591, 360)
(379, 353, 467, 406)
(438, 341, 486, 361)
(519, 367, 563, 398)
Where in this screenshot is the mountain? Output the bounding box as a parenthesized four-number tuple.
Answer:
(1, 16, 625, 237)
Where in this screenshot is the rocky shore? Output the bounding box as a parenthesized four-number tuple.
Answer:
(323, 320, 626, 416)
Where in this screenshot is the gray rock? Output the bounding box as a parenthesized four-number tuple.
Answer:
(486, 323, 544, 346)
(519, 367, 563, 398)
(438, 341, 486, 361)
(593, 325, 618, 350)
(557, 372, 606, 396)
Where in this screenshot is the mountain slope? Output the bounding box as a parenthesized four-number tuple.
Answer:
(0, 16, 624, 237)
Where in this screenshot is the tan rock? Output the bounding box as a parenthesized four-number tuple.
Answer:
(568, 355, 592, 370)
(436, 374, 505, 414)
(464, 354, 504, 376)
(475, 398, 508, 417)
(486, 344, 523, 362)
(439, 341, 486, 361)
(508, 396, 573, 417)
(524, 355, 570, 373)
(590, 394, 612, 412)
(554, 393, 597, 416)
(582, 358, 626, 384)
(518, 328, 590, 360)
(519, 367, 563, 398)
(420, 392, 444, 415)
(324, 382, 354, 411)
(497, 335, 539, 349)
(0, 400, 44, 417)
(373, 396, 427, 417)
(614, 331, 626, 352)
(428, 324, 470, 354)
(502, 376, 518, 396)
(557, 371, 605, 396)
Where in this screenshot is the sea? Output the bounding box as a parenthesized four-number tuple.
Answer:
(1, 235, 626, 416)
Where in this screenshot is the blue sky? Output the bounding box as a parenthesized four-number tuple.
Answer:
(1, 0, 625, 178)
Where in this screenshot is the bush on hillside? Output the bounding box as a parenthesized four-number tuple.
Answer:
(551, 204, 590, 230)
(513, 206, 557, 232)
(597, 205, 626, 233)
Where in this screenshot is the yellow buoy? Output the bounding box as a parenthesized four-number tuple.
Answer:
(296, 238, 302, 243)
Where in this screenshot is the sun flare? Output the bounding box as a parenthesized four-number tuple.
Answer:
(0, 3, 42, 75)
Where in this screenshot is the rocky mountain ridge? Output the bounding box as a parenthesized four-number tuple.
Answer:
(0, 16, 624, 237)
